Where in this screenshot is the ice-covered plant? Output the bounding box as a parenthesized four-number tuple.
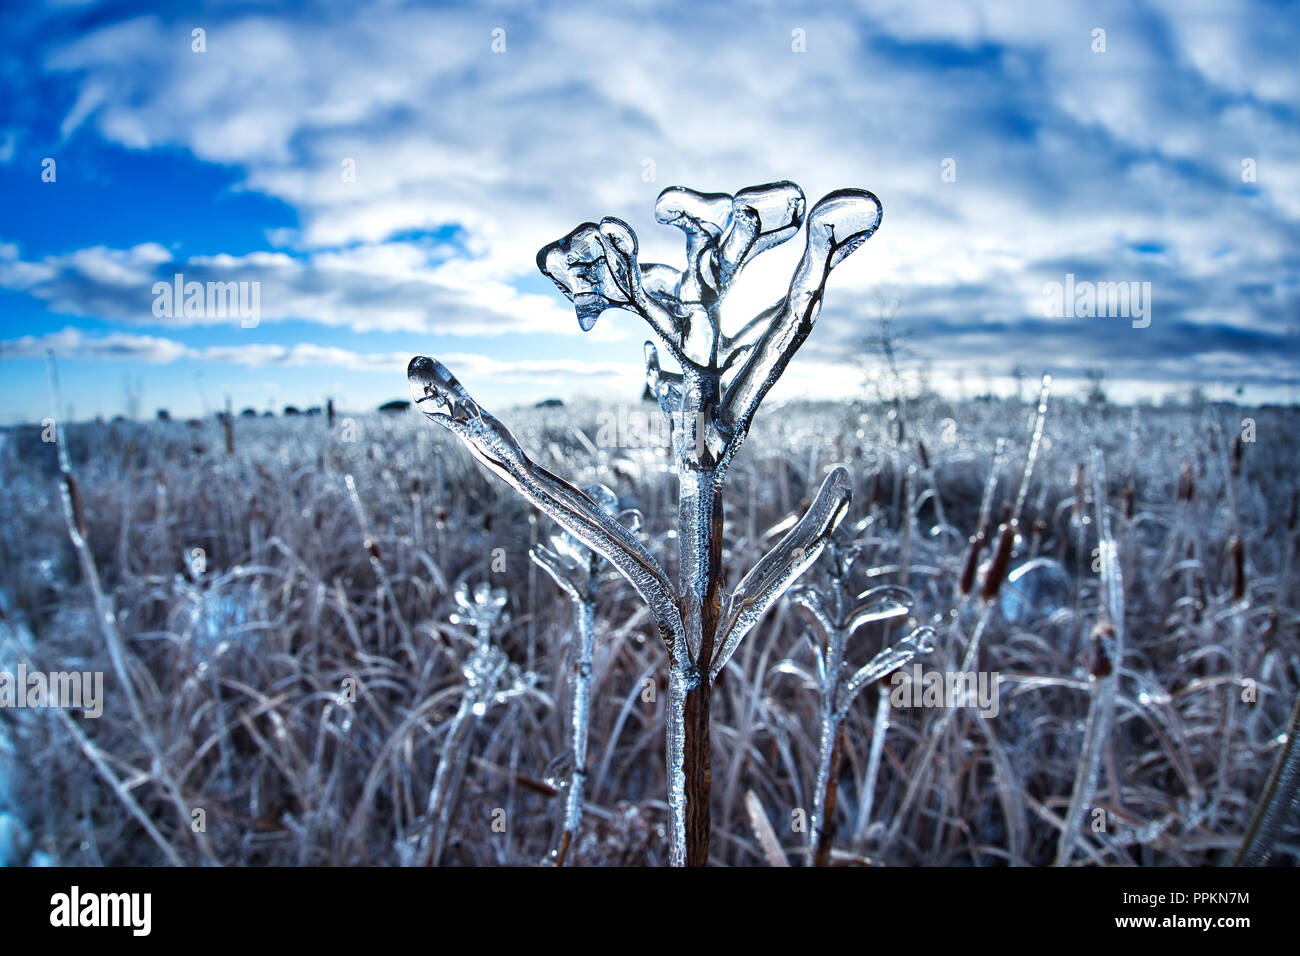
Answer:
(530, 483, 642, 865)
(420, 581, 533, 866)
(789, 535, 934, 865)
(409, 181, 883, 865)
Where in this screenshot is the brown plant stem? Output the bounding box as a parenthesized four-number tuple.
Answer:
(679, 468, 723, 866)
(813, 723, 847, 867)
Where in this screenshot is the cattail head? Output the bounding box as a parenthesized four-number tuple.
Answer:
(1177, 461, 1194, 502)
(1089, 619, 1116, 677)
(1071, 462, 1085, 523)
(1121, 480, 1135, 520)
(64, 472, 88, 540)
(1229, 535, 1246, 602)
(958, 529, 986, 596)
(1230, 435, 1242, 477)
(980, 520, 1018, 602)
(917, 439, 930, 471)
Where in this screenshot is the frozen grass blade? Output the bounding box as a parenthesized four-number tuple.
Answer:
(744, 789, 791, 867)
(45, 351, 217, 866)
(1054, 446, 1125, 866)
(1234, 685, 1300, 865)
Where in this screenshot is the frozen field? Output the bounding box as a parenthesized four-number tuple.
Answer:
(0, 393, 1296, 866)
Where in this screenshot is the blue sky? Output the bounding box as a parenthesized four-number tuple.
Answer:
(1, 0, 1297, 423)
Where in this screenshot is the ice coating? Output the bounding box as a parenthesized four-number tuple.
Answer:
(710, 466, 853, 681)
(562, 596, 597, 839)
(411, 181, 884, 867)
(529, 482, 641, 861)
(719, 182, 806, 286)
(423, 581, 532, 865)
(719, 188, 883, 446)
(450, 580, 509, 643)
(790, 531, 934, 863)
(1054, 447, 1125, 866)
(409, 355, 685, 662)
(836, 626, 935, 715)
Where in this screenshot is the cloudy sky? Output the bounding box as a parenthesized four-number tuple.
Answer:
(1, 0, 1297, 422)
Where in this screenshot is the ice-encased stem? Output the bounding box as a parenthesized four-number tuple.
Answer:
(424, 694, 474, 866)
(556, 595, 596, 865)
(811, 638, 846, 865)
(812, 720, 847, 867)
(671, 372, 725, 868)
(853, 686, 892, 847)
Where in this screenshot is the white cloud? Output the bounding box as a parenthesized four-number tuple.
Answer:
(0, 240, 582, 336)
(0, 327, 641, 390)
(2, 0, 1293, 402)
(0, 326, 192, 363)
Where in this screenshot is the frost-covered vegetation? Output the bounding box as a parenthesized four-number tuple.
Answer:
(0, 393, 1296, 866)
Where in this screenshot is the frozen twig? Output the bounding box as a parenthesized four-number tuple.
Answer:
(412, 181, 884, 865)
(790, 536, 933, 865)
(420, 582, 533, 866)
(530, 484, 641, 865)
(1234, 684, 1300, 865)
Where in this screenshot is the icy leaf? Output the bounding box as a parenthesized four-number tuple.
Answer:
(640, 262, 685, 307)
(721, 188, 883, 438)
(710, 466, 853, 680)
(718, 182, 806, 287)
(836, 626, 935, 716)
(536, 220, 632, 330)
(655, 186, 732, 302)
(533, 483, 628, 597)
(530, 544, 583, 601)
(789, 585, 836, 641)
(409, 355, 685, 661)
(846, 584, 915, 635)
(656, 186, 734, 240)
(537, 219, 687, 359)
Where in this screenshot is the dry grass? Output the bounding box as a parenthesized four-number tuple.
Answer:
(1, 394, 1296, 866)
